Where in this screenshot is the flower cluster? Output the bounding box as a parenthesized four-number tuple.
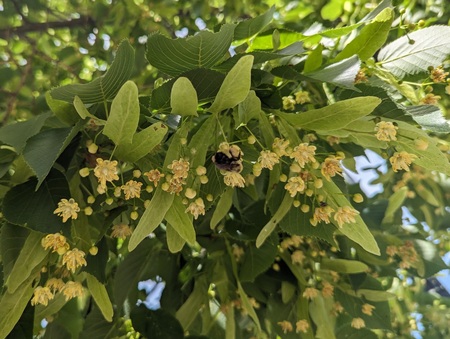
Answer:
(53, 198, 80, 223)
(282, 90, 311, 110)
(31, 280, 85, 306)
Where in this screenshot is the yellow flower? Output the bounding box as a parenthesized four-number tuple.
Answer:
(375, 121, 398, 141)
(389, 151, 418, 172)
(362, 303, 376, 316)
(62, 281, 84, 301)
(144, 169, 164, 186)
(430, 66, 449, 83)
(277, 320, 294, 334)
(258, 150, 279, 170)
(223, 171, 245, 188)
(111, 223, 133, 239)
(272, 137, 290, 157)
(294, 91, 311, 104)
(354, 68, 368, 84)
(321, 281, 334, 298)
(351, 317, 366, 329)
(291, 250, 305, 264)
(121, 180, 143, 200)
(31, 286, 54, 306)
(302, 287, 319, 300)
(295, 319, 310, 333)
(53, 198, 80, 223)
(93, 158, 119, 189)
(420, 93, 441, 105)
(162, 176, 185, 194)
(62, 248, 87, 273)
(333, 206, 359, 227)
(168, 158, 190, 179)
(232, 245, 245, 262)
(333, 302, 344, 314)
(289, 143, 317, 167)
(284, 176, 306, 197)
(185, 198, 206, 219)
(321, 155, 343, 181)
(386, 245, 398, 257)
(45, 278, 65, 293)
(312, 205, 335, 225)
(282, 96, 296, 110)
(41, 233, 70, 254)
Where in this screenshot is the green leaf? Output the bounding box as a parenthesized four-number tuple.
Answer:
(277, 97, 381, 132)
(165, 196, 196, 246)
(306, 56, 361, 90)
(234, 6, 275, 40)
(146, 24, 235, 76)
(320, 258, 369, 274)
(0, 112, 51, 153)
(403, 105, 450, 133)
(176, 275, 208, 329)
(321, 0, 344, 21)
(208, 55, 254, 114)
(256, 192, 293, 248)
(382, 186, 407, 224)
(394, 120, 450, 176)
(378, 26, 450, 78)
(2, 169, 70, 234)
(237, 90, 261, 126)
(79, 303, 115, 338)
(0, 274, 36, 339)
(170, 77, 198, 116)
(210, 187, 234, 229)
(304, 44, 323, 73)
(128, 188, 174, 251)
(73, 96, 106, 125)
(51, 40, 135, 103)
(103, 80, 139, 146)
(310, 295, 336, 339)
(187, 115, 217, 170)
(239, 234, 278, 282)
(23, 122, 81, 189)
(86, 273, 114, 322)
(151, 69, 225, 110)
(114, 122, 168, 162)
(166, 223, 186, 253)
(131, 306, 184, 339)
(322, 178, 380, 255)
(6, 231, 47, 293)
(46, 92, 80, 125)
(0, 224, 29, 278)
(334, 8, 394, 62)
(237, 282, 262, 331)
(35, 291, 68, 325)
(344, 288, 396, 301)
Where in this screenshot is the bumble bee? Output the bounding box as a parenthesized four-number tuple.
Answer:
(212, 145, 243, 173)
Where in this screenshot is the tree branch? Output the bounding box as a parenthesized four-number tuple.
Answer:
(0, 15, 95, 39)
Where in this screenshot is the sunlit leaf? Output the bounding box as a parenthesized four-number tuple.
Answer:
(51, 40, 135, 103)
(114, 122, 168, 162)
(277, 97, 381, 132)
(170, 77, 198, 116)
(103, 80, 139, 146)
(6, 231, 47, 293)
(334, 8, 393, 62)
(86, 273, 114, 322)
(165, 196, 196, 246)
(146, 24, 235, 76)
(378, 26, 450, 78)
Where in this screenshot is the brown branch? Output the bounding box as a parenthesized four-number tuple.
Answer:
(0, 15, 95, 39)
